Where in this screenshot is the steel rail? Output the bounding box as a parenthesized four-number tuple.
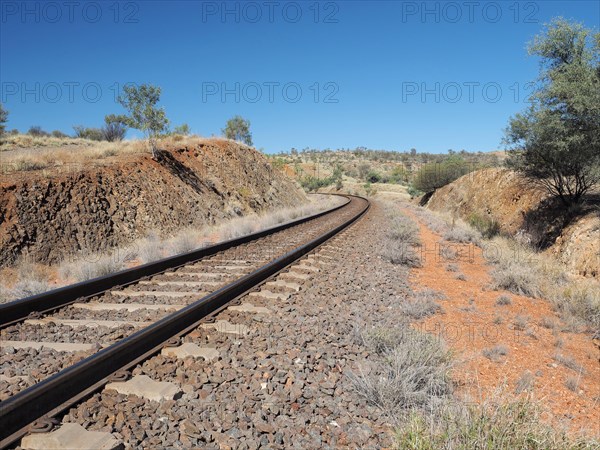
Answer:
(0, 195, 369, 448)
(0, 195, 351, 328)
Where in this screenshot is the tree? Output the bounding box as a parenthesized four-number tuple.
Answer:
(118, 84, 169, 158)
(504, 18, 600, 206)
(0, 103, 8, 137)
(174, 123, 190, 135)
(412, 155, 472, 193)
(222, 115, 252, 146)
(102, 114, 128, 142)
(73, 125, 103, 141)
(28, 126, 49, 137)
(51, 130, 68, 138)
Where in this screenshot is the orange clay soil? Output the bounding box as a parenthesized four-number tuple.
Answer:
(402, 207, 600, 438)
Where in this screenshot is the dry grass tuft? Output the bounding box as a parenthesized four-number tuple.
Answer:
(495, 294, 512, 306)
(395, 397, 599, 449)
(482, 345, 509, 361)
(553, 353, 585, 374)
(350, 325, 453, 420)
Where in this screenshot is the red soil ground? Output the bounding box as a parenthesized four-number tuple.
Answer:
(403, 207, 600, 438)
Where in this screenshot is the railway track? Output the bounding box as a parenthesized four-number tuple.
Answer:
(0, 195, 369, 449)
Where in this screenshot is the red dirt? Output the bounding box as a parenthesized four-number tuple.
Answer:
(402, 207, 600, 438)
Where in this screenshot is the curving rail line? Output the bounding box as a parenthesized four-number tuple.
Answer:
(0, 194, 369, 449)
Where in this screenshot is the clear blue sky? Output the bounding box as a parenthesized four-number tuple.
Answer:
(1, 1, 598, 153)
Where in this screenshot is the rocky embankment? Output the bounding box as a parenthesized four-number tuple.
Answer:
(0, 139, 306, 266)
(426, 168, 599, 278)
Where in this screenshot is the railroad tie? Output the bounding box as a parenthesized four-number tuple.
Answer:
(248, 290, 290, 301)
(0, 340, 96, 352)
(24, 318, 151, 329)
(105, 374, 182, 402)
(161, 343, 220, 361)
(110, 290, 204, 298)
(279, 271, 311, 282)
(138, 280, 217, 288)
(201, 320, 249, 335)
(264, 280, 302, 292)
(20, 423, 122, 450)
(72, 302, 185, 312)
(228, 302, 271, 314)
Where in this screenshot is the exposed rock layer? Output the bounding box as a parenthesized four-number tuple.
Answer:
(0, 139, 306, 266)
(427, 168, 599, 278)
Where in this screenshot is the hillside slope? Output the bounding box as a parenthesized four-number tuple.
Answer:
(0, 138, 306, 266)
(426, 168, 599, 278)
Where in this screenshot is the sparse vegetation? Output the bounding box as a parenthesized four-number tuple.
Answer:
(395, 398, 599, 449)
(60, 252, 130, 282)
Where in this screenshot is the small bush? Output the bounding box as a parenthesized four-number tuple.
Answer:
(553, 353, 585, 374)
(381, 239, 422, 268)
(489, 261, 542, 298)
(61, 255, 125, 281)
(412, 156, 473, 193)
(444, 226, 481, 244)
(387, 215, 420, 242)
(513, 315, 529, 331)
(482, 345, 508, 361)
(439, 245, 457, 261)
(51, 130, 68, 138)
(73, 125, 104, 141)
(138, 241, 164, 264)
(468, 213, 500, 238)
(351, 326, 453, 417)
(446, 263, 459, 272)
(9, 279, 50, 300)
(169, 233, 198, 255)
(565, 376, 580, 392)
(400, 297, 442, 320)
(495, 294, 512, 306)
(366, 170, 382, 183)
(515, 371, 534, 394)
(455, 273, 467, 281)
(27, 125, 49, 137)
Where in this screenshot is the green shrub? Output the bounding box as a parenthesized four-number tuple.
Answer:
(468, 213, 500, 238)
(366, 170, 382, 183)
(412, 156, 473, 193)
(73, 125, 104, 141)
